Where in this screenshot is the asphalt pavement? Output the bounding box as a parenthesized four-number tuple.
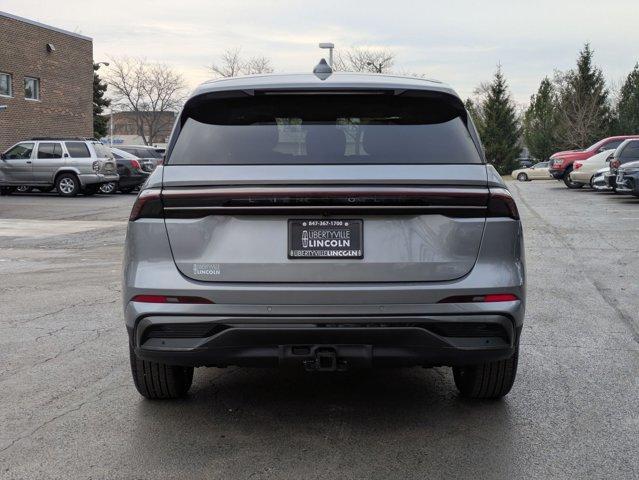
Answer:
(0, 182, 637, 479)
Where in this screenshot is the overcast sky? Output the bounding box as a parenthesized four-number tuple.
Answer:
(3, 0, 639, 104)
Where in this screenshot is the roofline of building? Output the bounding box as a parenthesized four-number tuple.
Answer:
(0, 11, 92, 42)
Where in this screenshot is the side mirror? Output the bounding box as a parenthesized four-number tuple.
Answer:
(63, 153, 69, 158)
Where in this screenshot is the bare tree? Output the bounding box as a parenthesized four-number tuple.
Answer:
(210, 48, 274, 77)
(334, 48, 395, 73)
(107, 57, 186, 145)
(243, 55, 274, 75)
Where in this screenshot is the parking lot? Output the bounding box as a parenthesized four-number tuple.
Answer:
(0, 181, 638, 479)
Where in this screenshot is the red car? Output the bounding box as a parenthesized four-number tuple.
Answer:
(549, 135, 639, 188)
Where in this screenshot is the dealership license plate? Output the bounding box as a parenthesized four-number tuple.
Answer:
(288, 219, 363, 259)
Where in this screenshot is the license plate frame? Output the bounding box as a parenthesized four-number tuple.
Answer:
(288, 219, 363, 259)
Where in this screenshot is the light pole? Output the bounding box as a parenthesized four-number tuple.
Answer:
(319, 42, 334, 67)
(109, 107, 114, 147)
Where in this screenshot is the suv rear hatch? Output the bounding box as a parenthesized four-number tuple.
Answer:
(161, 89, 490, 283)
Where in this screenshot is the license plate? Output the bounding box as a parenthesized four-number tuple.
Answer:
(288, 219, 363, 259)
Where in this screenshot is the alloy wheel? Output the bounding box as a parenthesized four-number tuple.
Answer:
(58, 178, 75, 194)
(100, 182, 116, 194)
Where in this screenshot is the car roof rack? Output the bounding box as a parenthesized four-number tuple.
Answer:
(30, 137, 99, 141)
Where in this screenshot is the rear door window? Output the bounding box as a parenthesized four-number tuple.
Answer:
(168, 92, 482, 165)
(65, 142, 90, 158)
(37, 142, 63, 158)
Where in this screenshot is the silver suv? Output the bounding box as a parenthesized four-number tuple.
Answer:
(0, 138, 118, 196)
(124, 68, 526, 400)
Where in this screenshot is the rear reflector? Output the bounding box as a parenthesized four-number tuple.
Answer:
(132, 294, 213, 304)
(438, 293, 519, 303)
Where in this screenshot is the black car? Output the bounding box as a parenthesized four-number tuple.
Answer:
(100, 147, 151, 194)
(117, 145, 164, 167)
(605, 139, 639, 190)
(615, 160, 639, 197)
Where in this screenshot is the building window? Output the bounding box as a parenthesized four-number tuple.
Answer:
(24, 77, 40, 100)
(0, 72, 11, 97)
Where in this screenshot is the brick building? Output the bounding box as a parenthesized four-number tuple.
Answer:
(0, 11, 93, 151)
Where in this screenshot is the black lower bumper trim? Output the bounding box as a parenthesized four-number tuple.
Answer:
(131, 315, 518, 368)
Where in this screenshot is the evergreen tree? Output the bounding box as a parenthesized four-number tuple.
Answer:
(523, 77, 562, 160)
(475, 67, 520, 174)
(556, 43, 612, 148)
(93, 63, 111, 138)
(615, 63, 639, 134)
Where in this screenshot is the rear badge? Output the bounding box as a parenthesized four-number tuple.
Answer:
(192, 263, 221, 276)
(288, 219, 363, 259)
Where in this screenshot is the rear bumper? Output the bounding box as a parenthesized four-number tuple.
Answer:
(569, 171, 592, 184)
(129, 313, 520, 368)
(118, 173, 149, 189)
(79, 173, 119, 186)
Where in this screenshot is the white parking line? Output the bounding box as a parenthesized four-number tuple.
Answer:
(0, 218, 125, 237)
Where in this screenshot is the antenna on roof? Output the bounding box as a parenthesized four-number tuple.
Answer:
(313, 58, 333, 81)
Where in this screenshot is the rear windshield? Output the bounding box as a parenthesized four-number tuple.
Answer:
(167, 92, 482, 165)
(92, 142, 113, 159)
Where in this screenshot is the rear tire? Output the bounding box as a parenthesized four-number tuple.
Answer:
(563, 170, 584, 189)
(129, 345, 193, 399)
(55, 173, 80, 197)
(452, 346, 519, 399)
(82, 184, 99, 196)
(517, 173, 528, 182)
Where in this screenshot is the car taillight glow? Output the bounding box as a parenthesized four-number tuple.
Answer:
(574, 161, 583, 170)
(131, 159, 141, 170)
(438, 293, 519, 303)
(132, 294, 213, 304)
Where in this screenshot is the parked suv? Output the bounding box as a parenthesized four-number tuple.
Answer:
(124, 68, 526, 400)
(548, 135, 639, 188)
(0, 138, 118, 196)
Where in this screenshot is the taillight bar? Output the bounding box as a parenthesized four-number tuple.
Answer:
(129, 186, 520, 220)
(160, 186, 490, 218)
